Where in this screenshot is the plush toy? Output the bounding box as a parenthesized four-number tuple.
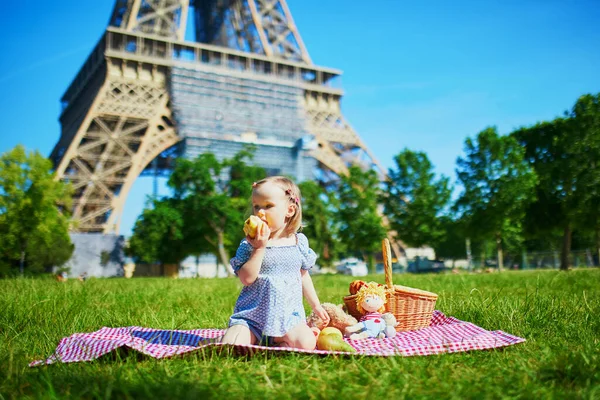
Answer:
(316, 327, 356, 353)
(344, 282, 388, 340)
(379, 313, 398, 339)
(349, 280, 366, 295)
(307, 303, 358, 332)
(349, 280, 383, 295)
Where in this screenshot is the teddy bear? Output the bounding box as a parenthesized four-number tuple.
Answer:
(307, 302, 358, 332)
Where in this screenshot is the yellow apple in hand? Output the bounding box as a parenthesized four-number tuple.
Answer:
(243, 216, 262, 239)
(243, 211, 267, 239)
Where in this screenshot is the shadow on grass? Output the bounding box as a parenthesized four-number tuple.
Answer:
(538, 348, 600, 388)
(35, 366, 216, 399)
(17, 347, 362, 399)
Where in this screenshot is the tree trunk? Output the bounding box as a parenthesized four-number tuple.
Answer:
(595, 224, 600, 267)
(560, 222, 572, 271)
(20, 250, 25, 276)
(323, 242, 330, 261)
(216, 230, 235, 276)
(480, 250, 485, 270)
(368, 253, 375, 274)
(465, 238, 472, 271)
(496, 233, 503, 271)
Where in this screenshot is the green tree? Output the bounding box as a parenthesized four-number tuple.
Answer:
(221, 146, 268, 258)
(435, 216, 467, 262)
(515, 94, 600, 269)
(335, 165, 387, 272)
(515, 118, 576, 270)
(167, 148, 265, 275)
(571, 94, 600, 266)
(455, 127, 537, 270)
(383, 149, 452, 251)
(129, 148, 265, 274)
(127, 198, 186, 264)
(299, 180, 341, 267)
(168, 153, 230, 271)
(0, 145, 73, 275)
(24, 220, 74, 273)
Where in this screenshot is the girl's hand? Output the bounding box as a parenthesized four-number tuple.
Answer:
(312, 304, 330, 326)
(247, 220, 271, 249)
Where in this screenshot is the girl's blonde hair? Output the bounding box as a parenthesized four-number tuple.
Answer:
(355, 282, 387, 314)
(252, 176, 302, 237)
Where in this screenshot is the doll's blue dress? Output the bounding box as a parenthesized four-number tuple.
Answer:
(229, 233, 317, 341)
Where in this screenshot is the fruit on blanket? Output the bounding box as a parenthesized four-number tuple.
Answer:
(316, 327, 356, 353)
(320, 327, 343, 339)
(243, 215, 263, 238)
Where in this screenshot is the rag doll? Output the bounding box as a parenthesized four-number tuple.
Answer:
(344, 282, 388, 340)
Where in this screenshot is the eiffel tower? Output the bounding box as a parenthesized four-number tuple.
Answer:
(50, 0, 403, 259)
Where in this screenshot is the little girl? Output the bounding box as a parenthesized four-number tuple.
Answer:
(221, 176, 330, 349)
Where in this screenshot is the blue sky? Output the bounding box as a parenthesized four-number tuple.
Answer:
(1, 0, 599, 236)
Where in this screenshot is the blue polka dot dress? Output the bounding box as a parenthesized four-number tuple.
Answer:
(229, 233, 318, 339)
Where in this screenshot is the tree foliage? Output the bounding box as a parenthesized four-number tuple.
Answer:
(455, 127, 537, 269)
(383, 149, 452, 250)
(298, 180, 341, 267)
(0, 145, 73, 275)
(434, 216, 467, 261)
(515, 93, 600, 268)
(127, 147, 265, 274)
(335, 166, 387, 271)
(127, 198, 185, 264)
(571, 94, 600, 266)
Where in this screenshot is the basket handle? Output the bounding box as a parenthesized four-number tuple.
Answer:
(383, 238, 394, 289)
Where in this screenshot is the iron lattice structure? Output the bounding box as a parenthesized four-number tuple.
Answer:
(51, 0, 402, 258)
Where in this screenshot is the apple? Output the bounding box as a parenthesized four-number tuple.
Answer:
(243, 215, 263, 238)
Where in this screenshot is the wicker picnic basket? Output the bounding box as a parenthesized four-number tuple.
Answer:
(343, 238, 439, 332)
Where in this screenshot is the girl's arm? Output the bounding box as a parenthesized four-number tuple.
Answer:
(237, 222, 270, 286)
(301, 270, 330, 324)
(237, 248, 265, 286)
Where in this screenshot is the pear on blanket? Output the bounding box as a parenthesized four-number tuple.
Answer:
(316, 327, 356, 353)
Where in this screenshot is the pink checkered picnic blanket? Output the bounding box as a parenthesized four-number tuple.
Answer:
(30, 311, 524, 366)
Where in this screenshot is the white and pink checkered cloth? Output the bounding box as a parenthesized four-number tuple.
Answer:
(30, 311, 525, 366)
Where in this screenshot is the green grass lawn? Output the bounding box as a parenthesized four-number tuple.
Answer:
(1, 269, 599, 399)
